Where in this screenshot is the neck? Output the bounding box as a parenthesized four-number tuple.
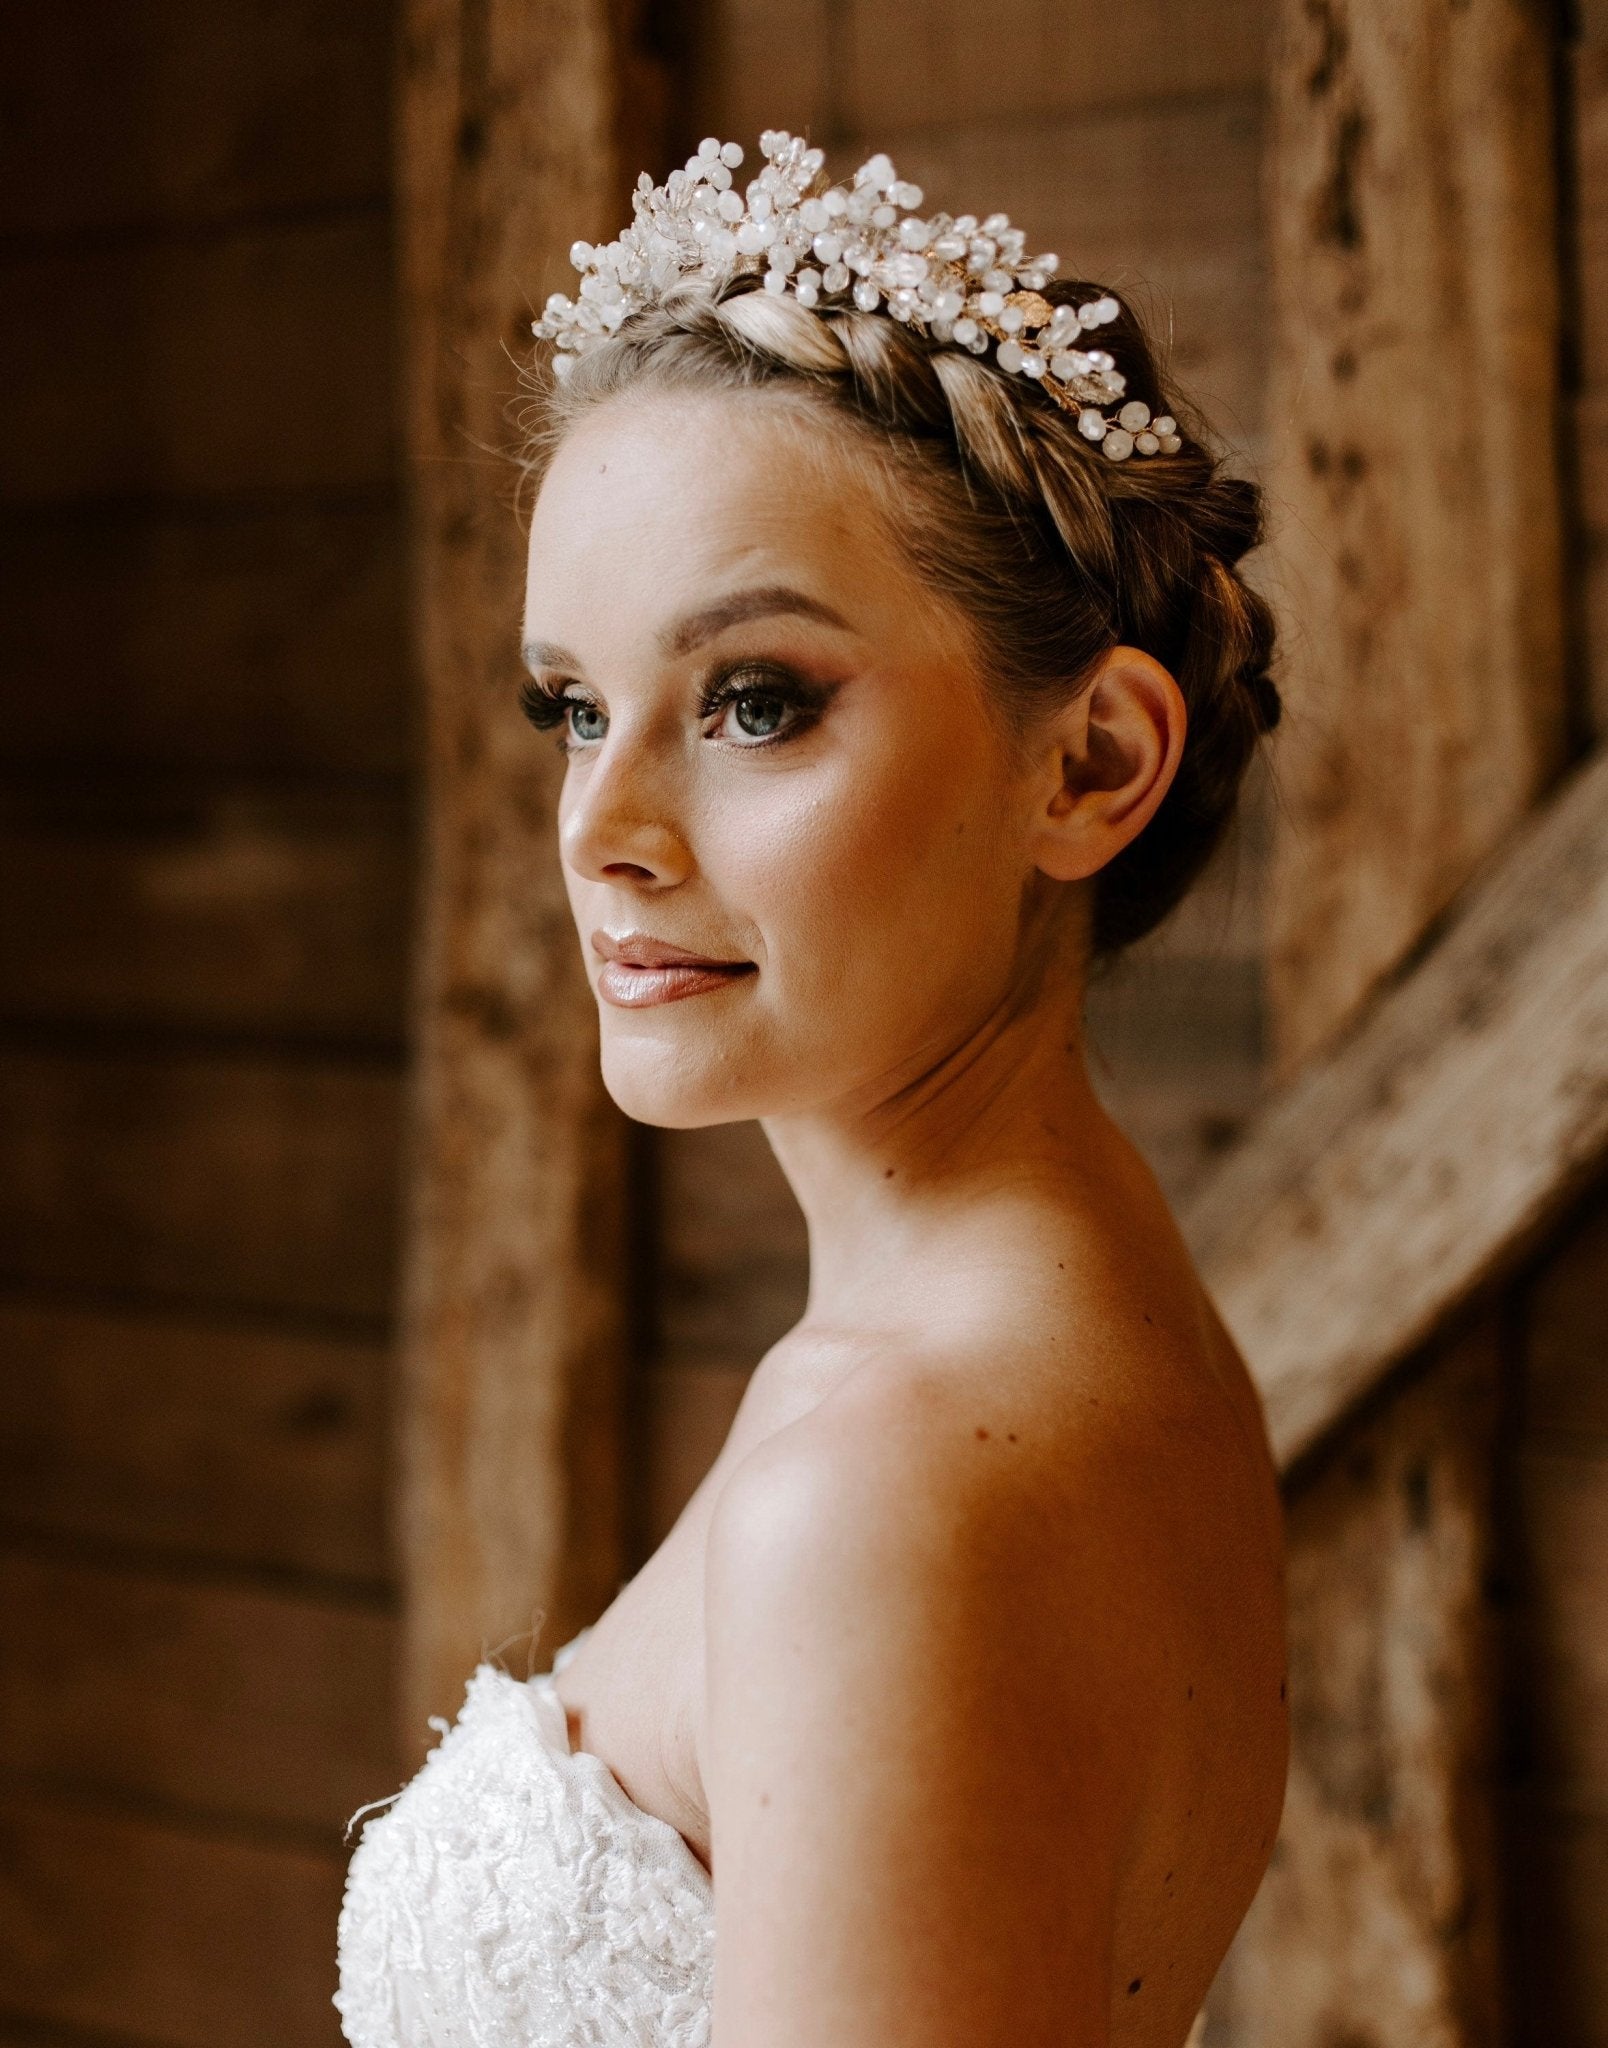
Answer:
(760, 930, 1129, 1339)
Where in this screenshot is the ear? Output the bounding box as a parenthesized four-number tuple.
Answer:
(1029, 646, 1187, 884)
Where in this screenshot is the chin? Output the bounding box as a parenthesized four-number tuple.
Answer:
(598, 1033, 778, 1130)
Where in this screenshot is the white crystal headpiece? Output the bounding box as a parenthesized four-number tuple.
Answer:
(532, 130, 1183, 464)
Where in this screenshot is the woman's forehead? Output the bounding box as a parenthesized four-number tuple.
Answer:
(524, 393, 923, 648)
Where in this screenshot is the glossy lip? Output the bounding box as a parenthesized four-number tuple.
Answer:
(591, 929, 756, 1009)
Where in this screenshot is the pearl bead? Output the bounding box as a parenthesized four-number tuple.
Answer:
(763, 268, 788, 293)
(823, 261, 851, 291)
(720, 141, 744, 167)
(978, 290, 1005, 316)
(996, 340, 1026, 373)
(1119, 400, 1151, 432)
(952, 317, 979, 345)
(1159, 434, 1183, 454)
(1135, 430, 1159, 454)
(1102, 428, 1134, 460)
(698, 137, 720, 159)
(1152, 415, 1176, 437)
(853, 279, 880, 311)
(1078, 408, 1106, 441)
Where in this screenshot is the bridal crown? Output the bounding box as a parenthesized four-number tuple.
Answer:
(532, 130, 1182, 464)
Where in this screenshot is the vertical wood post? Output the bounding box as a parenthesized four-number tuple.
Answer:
(394, 0, 631, 1741)
(1213, 0, 1574, 2036)
(1264, 0, 1567, 1076)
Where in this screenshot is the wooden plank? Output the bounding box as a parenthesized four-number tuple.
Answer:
(1572, 43, 1608, 746)
(0, 1300, 388, 1582)
(0, 0, 393, 240)
(1185, 742, 1608, 1474)
(1512, 1444, 1608, 1815)
(0, 504, 408, 779)
(1520, 1177, 1608, 1444)
(872, 93, 1268, 453)
(1262, 0, 1567, 1071)
(0, 785, 409, 1042)
(0, 1048, 401, 1323)
(658, 1122, 809, 1374)
(842, 0, 1272, 134)
(1206, 1313, 1508, 2047)
(0, 1788, 346, 2048)
(695, 0, 834, 148)
(1509, 1804, 1608, 2048)
(0, 216, 396, 508)
(0, 1550, 396, 1836)
(393, 0, 633, 1737)
(638, 1362, 750, 1560)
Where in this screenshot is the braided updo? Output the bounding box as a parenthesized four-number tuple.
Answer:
(530, 272, 1279, 962)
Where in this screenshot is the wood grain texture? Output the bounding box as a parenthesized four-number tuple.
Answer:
(0, 782, 411, 1040)
(1519, 1178, 1608, 1444)
(0, 786, 410, 1042)
(0, 1550, 396, 1835)
(0, 504, 408, 779)
(1185, 743, 1608, 1473)
(0, 1789, 347, 2048)
(0, 1048, 401, 1322)
(1571, 43, 1608, 747)
(0, 216, 396, 507)
(393, 0, 633, 1738)
(0, 0, 394, 239)
(1207, 1314, 1508, 2048)
(1508, 1804, 1608, 2048)
(843, 0, 1271, 132)
(1262, 0, 1567, 1071)
(0, 1300, 389, 1581)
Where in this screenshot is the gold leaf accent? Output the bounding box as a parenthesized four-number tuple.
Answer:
(1006, 290, 1053, 329)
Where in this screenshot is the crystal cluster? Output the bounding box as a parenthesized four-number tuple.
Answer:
(532, 131, 1183, 462)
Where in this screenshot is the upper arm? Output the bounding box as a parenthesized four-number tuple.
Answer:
(701, 1381, 1159, 2048)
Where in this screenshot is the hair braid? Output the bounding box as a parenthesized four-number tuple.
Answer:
(529, 270, 1280, 960)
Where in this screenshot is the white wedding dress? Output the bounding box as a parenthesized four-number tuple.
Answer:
(334, 1629, 715, 2048)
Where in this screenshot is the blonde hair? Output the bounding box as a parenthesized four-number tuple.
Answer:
(528, 275, 1279, 960)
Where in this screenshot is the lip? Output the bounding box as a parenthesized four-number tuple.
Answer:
(591, 929, 756, 1009)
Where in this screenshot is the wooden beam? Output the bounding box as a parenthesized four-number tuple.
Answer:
(1206, 1313, 1508, 2045)
(1185, 741, 1608, 1474)
(1263, 0, 1567, 1074)
(393, 0, 631, 1739)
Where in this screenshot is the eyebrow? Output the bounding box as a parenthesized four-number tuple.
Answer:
(521, 585, 851, 677)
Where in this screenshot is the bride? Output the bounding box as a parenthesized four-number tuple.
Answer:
(336, 131, 1288, 2048)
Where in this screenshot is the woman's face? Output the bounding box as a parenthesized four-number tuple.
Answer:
(522, 389, 1062, 1129)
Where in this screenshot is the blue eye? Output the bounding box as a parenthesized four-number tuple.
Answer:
(567, 700, 608, 744)
(721, 689, 792, 740)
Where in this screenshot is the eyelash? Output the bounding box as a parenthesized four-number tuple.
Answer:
(518, 663, 829, 754)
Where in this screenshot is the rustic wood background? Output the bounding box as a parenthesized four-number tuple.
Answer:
(0, 2, 1604, 2045)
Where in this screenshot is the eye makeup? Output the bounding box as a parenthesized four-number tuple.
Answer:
(518, 656, 842, 754)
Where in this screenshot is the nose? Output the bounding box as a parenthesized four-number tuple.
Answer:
(559, 730, 694, 889)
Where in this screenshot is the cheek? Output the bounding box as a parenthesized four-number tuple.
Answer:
(701, 728, 1022, 1003)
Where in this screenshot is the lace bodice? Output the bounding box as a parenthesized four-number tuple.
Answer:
(334, 1632, 715, 2048)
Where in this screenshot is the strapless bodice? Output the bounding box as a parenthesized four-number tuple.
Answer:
(333, 1633, 715, 2047)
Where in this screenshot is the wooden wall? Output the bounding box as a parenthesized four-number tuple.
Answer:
(0, 7, 407, 2044)
(638, 0, 1280, 1556)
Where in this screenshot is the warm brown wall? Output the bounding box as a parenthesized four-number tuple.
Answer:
(0, 7, 407, 2043)
(1500, 22, 1608, 2038)
(1508, 1178, 1608, 2048)
(637, 0, 1278, 1555)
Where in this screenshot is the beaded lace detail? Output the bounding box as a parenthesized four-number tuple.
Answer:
(333, 1635, 714, 2048)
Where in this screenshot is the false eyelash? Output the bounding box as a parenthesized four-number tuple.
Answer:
(518, 677, 575, 732)
(697, 662, 831, 733)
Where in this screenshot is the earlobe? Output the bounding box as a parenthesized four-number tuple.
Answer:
(1033, 648, 1186, 884)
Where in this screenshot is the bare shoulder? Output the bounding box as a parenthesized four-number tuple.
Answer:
(699, 1320, 1286, 2045)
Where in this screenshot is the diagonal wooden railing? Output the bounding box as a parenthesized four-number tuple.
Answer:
(1186, 741, 1608, 1474)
